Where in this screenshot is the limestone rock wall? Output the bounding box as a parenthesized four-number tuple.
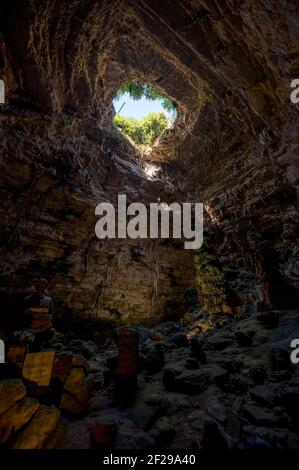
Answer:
(0, 110, 194, 324)
(0, 0, 298, 323)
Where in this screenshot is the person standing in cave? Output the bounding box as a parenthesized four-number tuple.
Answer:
(22, 278, 55, 337)
(18, 278, 56, 352)
(24, 278, 54, 313)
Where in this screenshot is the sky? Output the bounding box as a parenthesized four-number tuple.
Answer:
(113, 92, 175, 120)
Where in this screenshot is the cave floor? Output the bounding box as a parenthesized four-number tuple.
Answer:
(56, 309, 299, 449)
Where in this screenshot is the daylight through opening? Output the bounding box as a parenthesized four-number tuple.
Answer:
(113, 82, 177, 151)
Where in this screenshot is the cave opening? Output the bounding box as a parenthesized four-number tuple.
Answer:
(112, 81, 177, 152)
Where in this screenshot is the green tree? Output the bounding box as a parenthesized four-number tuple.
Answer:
(115, 82, 175, 112)
(139, 112, 168, 143)
(114, 112, 168, 148)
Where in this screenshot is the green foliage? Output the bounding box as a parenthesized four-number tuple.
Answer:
(114, 112, 168, 147)
(115, 82, 175, 112)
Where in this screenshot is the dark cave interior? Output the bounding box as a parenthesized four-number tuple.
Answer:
(0, 0, 298, 451)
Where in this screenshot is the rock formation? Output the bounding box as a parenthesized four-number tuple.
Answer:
(0, 0, 298, 451)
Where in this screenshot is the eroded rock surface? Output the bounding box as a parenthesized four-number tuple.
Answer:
(0, 0, 298, 451)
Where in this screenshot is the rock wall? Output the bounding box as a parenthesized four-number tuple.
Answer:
(0, 110, 194, 324)
(0, 0, 298, 324)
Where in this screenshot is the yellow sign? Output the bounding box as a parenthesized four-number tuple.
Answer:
(23, 308, 52, 332)
(22, 351, 55, 386)
(24, 308, 49, 314)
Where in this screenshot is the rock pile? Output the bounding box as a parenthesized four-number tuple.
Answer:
(11, 308, 296, 450)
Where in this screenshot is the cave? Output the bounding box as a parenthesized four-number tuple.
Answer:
(0, 0, 299, 455)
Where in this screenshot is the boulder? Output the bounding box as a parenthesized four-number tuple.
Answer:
(143, 342, 165, 374)
(168, 332, 189, 348)
(67, 340, 98, 359)
(207, 396, 227, 425)
(242, 403, 287, 427)
(250, 385, 277, 407)
(87, 360, 103, 372)
(270, 348, 291, 371)
(188, 410, 232, 448)
(127, 389, 168, 431)
(48, 342, 65, 352)
(241, 425, 299, 449)
(207, 365, 228, 387)
(11, 405, 60, 449)
(88, 396, 111, 413)
(45, 418, 69, 449)
(127, 402, 161, 431)
(149, 330, 165, 342)
(164, 393, 191, 415)
(154, 322, 181, 337)
(60, 368, 93, 415)
(189, 337, 207, 363)
(238, 427, 272, 449)
(114, 420, 155, 449)
(149, 416, 176, 447)
(163, 364, 210, 395)
(205, 332, 234, 351)
(0, 398, 40, 445)
(216, 372, 247, 393)
(0, 379, 27, 415)
(188, 409, 207, 431)
(71, 354, 89, 370)
(90, 368, 109, 390)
